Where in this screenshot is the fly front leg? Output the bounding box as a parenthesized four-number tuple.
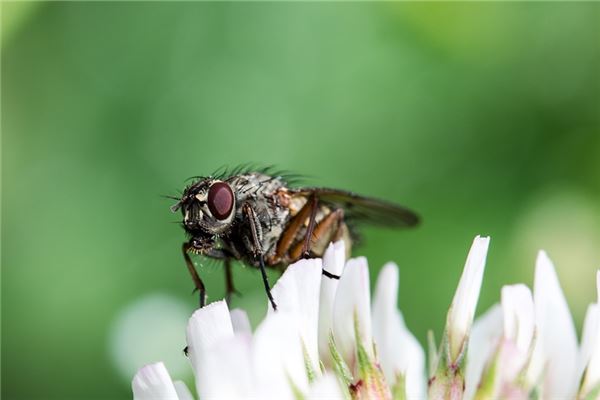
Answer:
(183, 240, 229, 307)
(182, 241, 207, 308)
(243, 203, 277, 311)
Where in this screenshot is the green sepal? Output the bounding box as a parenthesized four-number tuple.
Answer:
(391, 373, 407, 400)
(302, 341, 316, 383)
(287, 372, 306, 400)
(428, 330, 439, 378)
(473, 351, 498, 400)
(581, 382, 600, 400)
(428, 328, 467, 400)
(328, 331, 354, 396)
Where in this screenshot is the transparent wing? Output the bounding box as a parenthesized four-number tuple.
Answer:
(290, 187, 419, 228)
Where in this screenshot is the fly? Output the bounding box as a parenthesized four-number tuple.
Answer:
(170, 166, 419, 311)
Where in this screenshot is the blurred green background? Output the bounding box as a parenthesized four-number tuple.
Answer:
(2, 2, 599, 399)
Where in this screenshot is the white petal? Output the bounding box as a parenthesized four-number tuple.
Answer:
(268, 257, 323, 373)
(132, 362, 179, 400)
(447, 236, 490, 362)
(501, 284, 535, 354)
(318, 241, 347, 366)
(307, 372, 345, 399)
(579, 271, 600, 396)
(196, 333, 255, 400)
(500, 285, 535, 384)
(173, 381, 194, 400)
(464, 304, 503, 400)
(527, 251, 578, 398)
(333, 256, 372, 371)
(185, 301, 234, 374)
(579, 303, 600, 395)
(372, 262, 426, 400)
(253, 312, 308, 400)
(230, 308, 252, 335)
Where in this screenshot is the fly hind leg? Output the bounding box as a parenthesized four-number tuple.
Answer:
(290, 208, 347, 280)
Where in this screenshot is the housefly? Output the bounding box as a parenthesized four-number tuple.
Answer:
(170, 166, 419, 310)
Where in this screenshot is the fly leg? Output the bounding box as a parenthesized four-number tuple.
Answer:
(243, 203, 277, 311)
(182, 241, 207, 308)
(272, 194, 318, 263)
(290, 208, 346, 279)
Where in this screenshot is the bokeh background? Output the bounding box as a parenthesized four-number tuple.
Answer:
(2, 2, 599, 399)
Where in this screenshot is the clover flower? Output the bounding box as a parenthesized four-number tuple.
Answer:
(132, 236, 600, 400)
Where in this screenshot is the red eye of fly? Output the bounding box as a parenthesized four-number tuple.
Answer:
(207, 182, 234, 220)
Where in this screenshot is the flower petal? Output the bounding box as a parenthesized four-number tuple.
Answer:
(306, 372, 346, 399)
(268, 257, 323, 374)
(253, 312, 309, 399)
(196, 334, 255, 400)
(447, 236, 490, 362)
(464, 304, 503, 400)
(185, 301, 234, 374)
(527, 251, 578, 398)
(501, 284, 535, 354)
(333, 256, 373, 371)
(173, 381, 194, 400)
(132, 362, 180, 400)
(579, 271, 600, 397)
(372, 262, 426, 400)
(230, 308, 252, 335)
(318, 241, 347, 367)
(579, 303, 600, 396)
(499, 284, 535, 384)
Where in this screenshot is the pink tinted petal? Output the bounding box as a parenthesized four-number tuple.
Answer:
(501, 284, 534, 354)
(499, 285, 535, 385)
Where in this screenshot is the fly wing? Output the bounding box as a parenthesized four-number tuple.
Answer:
(289, 187, 419, 228)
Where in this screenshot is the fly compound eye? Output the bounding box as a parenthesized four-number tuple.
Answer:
(207, 182, 234, 220)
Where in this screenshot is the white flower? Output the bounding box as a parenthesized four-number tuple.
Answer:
(131, 236, 600, 400)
